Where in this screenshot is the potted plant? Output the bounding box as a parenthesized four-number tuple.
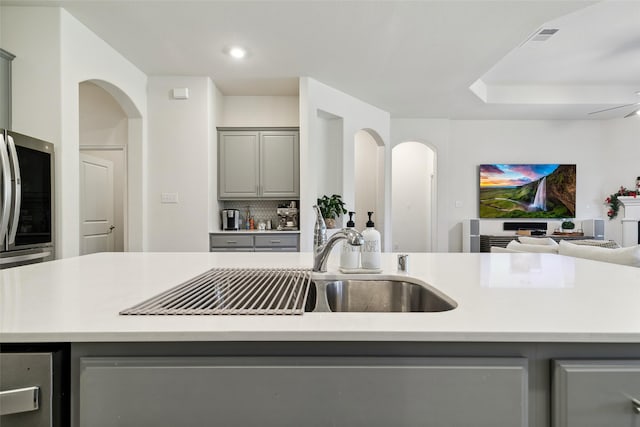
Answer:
(317, 194, 347, 228)
(561, 219, 575, 231)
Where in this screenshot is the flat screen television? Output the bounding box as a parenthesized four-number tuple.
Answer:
(479, 164, 576, 218)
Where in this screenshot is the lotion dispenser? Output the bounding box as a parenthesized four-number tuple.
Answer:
(361, 211, 381, 269)
(340, 211, 360, 270)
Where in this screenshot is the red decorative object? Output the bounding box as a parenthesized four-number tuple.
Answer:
(604, 186, 639, 219)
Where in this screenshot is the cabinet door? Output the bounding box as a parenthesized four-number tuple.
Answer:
(218, 131, 259, 198)
(260, 131, 299, 198)
(80, 356, 527, 427)
(553, 359, 640, 427)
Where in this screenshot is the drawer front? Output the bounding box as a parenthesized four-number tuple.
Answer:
(254, 247, 298, 252)
(553, 359, 640, 427)
(209, 235, 253, 248)
(254, 235, 298, 248)
(80, 356, 527, 427)
(210, 248, 254, 252)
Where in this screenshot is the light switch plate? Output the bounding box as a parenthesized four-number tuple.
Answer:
(161, 192, 179, 204)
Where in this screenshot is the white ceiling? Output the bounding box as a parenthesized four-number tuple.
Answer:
(7, 0, 640, 119)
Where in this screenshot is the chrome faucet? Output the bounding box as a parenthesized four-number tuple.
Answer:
(313, 205, 364, 272)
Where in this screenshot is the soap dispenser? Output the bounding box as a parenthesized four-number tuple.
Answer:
(361, 211, 381, 269)
(340, 211, 360, 270)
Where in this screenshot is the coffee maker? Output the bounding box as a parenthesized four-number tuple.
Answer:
(221, 209, 240, 230)
(277, 206, 298, 230)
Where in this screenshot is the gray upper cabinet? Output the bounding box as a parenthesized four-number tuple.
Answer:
(218, 129, 299, 199)
(0, 49, 15, 130)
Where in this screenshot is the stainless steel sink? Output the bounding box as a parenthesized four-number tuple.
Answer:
(309, 279, 457, 313)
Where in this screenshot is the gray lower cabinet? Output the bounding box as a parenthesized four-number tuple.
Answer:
(553, 359, 640, 427)
(218, 129, 299, 199)
(79, 356, 528, 427)
(210, 233, 299, 252)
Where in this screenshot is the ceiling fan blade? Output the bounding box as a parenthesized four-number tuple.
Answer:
(623, 109, 639, 118)
(588, 102, 639, 115)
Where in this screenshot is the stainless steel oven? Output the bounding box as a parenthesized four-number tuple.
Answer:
(0, 130, 54, 268)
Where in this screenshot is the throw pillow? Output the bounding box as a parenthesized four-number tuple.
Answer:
(506, 240, 559, 254)
(518, 236, 558, 246)
(558, 240, 640, 267)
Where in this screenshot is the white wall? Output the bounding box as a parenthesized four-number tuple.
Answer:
(79, 81, 128, 146)
(209, 84, 224, 233)
(147, 76, 214, 252)
(2, 6, 148, 258)
(391, 119, 451, 252)
(600, 118, 640, 244)
(1, 7, 61, 141)
(392, 142, 434, 252)
(354, 130, 383, 233)
(299, 77, 391, 252)
(392, 118, 639, 251)
(221, 96, 299, 127)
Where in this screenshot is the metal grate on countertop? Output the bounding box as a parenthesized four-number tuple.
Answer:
(120, 267, 312, 316)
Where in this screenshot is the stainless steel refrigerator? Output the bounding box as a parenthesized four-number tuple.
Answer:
(0, 129, 55, 268)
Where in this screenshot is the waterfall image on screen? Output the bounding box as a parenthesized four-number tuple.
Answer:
(479, 164, 576, 218)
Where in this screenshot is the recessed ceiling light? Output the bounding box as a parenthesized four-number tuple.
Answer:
(227, 46, 247, 59)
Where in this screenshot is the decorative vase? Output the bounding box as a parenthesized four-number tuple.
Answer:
(325, 218, 336, 229)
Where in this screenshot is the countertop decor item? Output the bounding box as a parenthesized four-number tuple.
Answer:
(316, 194, 347, 228)
(604, 186, 639, 219)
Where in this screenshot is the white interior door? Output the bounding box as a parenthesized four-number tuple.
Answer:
(80, 153, 114, 255)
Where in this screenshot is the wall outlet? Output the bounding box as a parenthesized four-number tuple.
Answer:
(161, 192, 179, 204)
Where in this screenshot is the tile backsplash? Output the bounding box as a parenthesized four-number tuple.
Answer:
(220, 200, 299, 230)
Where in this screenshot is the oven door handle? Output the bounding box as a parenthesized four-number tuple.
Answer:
(0, 386, 40, 415)
(0, 133, 12, 244)
(6, 134, 21, 245)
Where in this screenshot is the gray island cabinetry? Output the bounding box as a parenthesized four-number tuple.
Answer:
(78, 354, 527, 426)
(69, 342, 640, 427)
(553, 359, 640, 427)
(218, 128, 299, 199)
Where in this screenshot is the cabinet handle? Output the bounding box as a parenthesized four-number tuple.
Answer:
(270, 240, 281, 244)
(226, 241, 237, 244)
(632, 397, 640, 414)
(0, 386, 40, 415)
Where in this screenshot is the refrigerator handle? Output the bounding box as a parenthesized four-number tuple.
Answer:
(0, 133, 12, 244)
(7, 134, 21, 244)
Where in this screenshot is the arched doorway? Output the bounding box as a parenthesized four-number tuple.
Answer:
(78, 79, 141, 254)
(354, 129, 385, 246)
(391, 141, 436, 252)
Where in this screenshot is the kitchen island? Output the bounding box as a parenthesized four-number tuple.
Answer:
(2, 252, 640, 427)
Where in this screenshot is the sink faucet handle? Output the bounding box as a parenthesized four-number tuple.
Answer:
(397, 254, 409, 272)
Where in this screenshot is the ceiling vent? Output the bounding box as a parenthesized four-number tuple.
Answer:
(522, 28, 559, 45)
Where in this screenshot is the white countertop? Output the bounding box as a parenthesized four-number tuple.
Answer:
(2, 252, 640, 343)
